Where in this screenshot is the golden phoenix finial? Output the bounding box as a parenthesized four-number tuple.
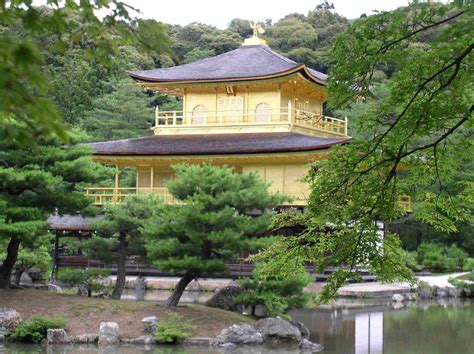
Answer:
(250, 22, 265, 37)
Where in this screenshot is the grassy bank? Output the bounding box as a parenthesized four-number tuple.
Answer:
(0, 289, 254, 339)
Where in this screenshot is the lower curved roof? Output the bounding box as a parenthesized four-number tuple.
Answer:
(89, 133, 350, 156)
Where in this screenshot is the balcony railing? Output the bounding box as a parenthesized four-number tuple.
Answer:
(154, 106, 348, 136)
(85, 187, 414, 213)
(85, 187, 175, 206)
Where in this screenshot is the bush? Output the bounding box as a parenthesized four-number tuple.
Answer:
(57, 267, 111, 297)
(234, 272, 313, 317)
(463, 258, 474, 271)
(9, 316, 66, 343)
(402, 250, 422, 272)
(416, 243, 468, 272)
(154, 313, 194, 344)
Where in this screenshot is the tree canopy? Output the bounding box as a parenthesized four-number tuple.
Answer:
(254, 1, 473, 301)
(142, 164, 288, 307)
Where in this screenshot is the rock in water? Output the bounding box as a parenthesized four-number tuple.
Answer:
(47, 329, 70, 344)
(291, 320, 310, 340)
(0, 308, 21, 339)
(300, 338, 323, 352)
(141, 316, 159, 334)
(73, 333, 98, 344)
(205, 285, 244, 312)
(216, 324, 263, 345)
(392, 293, 405, 302)
(255, 317, 301, 343)
(98, 322, 119, 345)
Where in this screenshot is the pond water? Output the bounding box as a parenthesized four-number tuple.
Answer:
(2, 296, 473, 353)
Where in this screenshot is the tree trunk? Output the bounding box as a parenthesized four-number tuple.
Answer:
(162, 272, 194, 307)
(111, 231, 128, 299)
(0, 236, 21, 289)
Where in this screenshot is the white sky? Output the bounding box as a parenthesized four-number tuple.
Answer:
(127, 0, 413, 29)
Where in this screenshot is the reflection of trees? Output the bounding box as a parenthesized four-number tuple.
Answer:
(383, 304, 474, 353)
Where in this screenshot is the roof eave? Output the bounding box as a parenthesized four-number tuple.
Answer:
(127, 65, 327, 87)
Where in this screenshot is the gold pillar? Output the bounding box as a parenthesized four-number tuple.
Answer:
(113, 166, 120, 203)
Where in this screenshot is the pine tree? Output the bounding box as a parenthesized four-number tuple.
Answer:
(88, 194, 162, 299)
(0, 130, 112, 288)
(142, 164, 288, 307)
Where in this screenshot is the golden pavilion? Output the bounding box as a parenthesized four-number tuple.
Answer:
(85, 34, 351, 207)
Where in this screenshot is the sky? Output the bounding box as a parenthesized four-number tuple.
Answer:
(127, 0, 413, 29)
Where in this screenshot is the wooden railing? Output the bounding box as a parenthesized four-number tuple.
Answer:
(85, 187, 175, 206)
(85, 188, 413, 213)
(154, 106, 348, 136)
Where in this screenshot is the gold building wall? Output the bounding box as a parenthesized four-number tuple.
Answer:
(135, 161, 310, 205)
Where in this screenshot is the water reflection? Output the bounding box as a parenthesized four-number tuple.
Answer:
(291, 298, 473, 354)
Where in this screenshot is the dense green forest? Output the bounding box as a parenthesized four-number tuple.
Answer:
(1, 2, 472, 257)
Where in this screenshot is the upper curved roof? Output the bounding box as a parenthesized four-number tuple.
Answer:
(127, 45, 328, 85)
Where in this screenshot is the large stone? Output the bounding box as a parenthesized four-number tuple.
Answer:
(216, 324, 263, 345)
(300, 338, 323, 352)
(73, 333, 98, 344)
(98, 322, 119, 345)
(27, 267, 44, 281)
(255, 317, 301, 343)
(205, 285, 244, 312)
(290, 321, 310, 340)
(392, 294, 405, 303)
(0, 308, 21, 337)
(405, 292, 418, 301)
(47, 329, 70, 344)
(417, 283, 434, 299)
(435, 286, 448, 298)
(447, 287, 464, 298)
(19, 272, 33, 285)
(141, 316, 159, 334)
(184, 336, 216, 346)
(127, 335, 155, 345)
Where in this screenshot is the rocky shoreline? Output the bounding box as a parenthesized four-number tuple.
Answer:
(1, 307, 323, 352)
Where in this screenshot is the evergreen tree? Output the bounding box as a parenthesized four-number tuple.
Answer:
(81, 79, 155, 141)
(0, 129, 112, 288)
(89, 194, 162, 299)
(142, 164, 288, 307)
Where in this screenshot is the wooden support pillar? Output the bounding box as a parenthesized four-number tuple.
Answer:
(51, 232, 59, 280)
(287, 100, 292, 122)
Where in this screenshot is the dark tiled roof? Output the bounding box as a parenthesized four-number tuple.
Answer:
(128, 45, 327, 84)
(48, 214, 101, 231)
(89, 133, 350, 156)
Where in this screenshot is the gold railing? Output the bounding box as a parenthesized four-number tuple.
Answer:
(154, 107, 348, 136)
(85, 187, 175, 206)
(399, 195, 413, 213)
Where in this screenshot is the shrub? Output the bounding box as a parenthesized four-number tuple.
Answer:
(154, 313, 194, 344)
(9, 316, 66, 343)
(57, 267, 111, 297)
(402, 250, 422, 272)
(463, 258, 474, 272)
(415, 243, 468, 272)
(234, 271, 313, 317)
